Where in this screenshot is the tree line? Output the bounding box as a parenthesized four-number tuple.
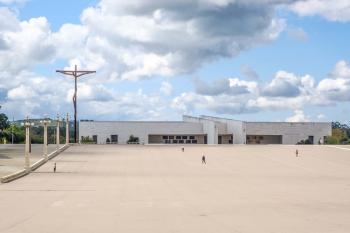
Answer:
(0, 110, 74, 144)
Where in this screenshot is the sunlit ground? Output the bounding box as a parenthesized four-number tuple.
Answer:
(0, 144, 350, 233)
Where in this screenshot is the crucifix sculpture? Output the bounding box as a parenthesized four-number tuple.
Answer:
(56, 65, 96, 143)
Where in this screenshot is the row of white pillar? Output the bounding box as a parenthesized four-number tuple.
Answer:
(23, 113, 70, 172)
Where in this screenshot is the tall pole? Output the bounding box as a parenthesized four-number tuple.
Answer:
(66, 113, 69, 145)
(11, 116, 14, 144)
(56, 114, 60, 150)
(56, 65, 96, 143)
(22, 116, 33, 172)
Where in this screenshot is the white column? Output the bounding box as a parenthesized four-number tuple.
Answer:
(44, 122, 48, 160)
(56, 115, 60, 150)
(41, 119, 50, 161)
(66, 113, 69, 145)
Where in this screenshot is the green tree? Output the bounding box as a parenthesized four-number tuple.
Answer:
(0, 113, 9, 131)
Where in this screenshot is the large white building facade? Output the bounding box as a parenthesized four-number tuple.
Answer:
(79, 116, 332, 145)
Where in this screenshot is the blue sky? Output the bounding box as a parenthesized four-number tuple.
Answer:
(1, 0, 350, 123)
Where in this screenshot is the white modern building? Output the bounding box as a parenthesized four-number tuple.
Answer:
(79, 115, 332, 145)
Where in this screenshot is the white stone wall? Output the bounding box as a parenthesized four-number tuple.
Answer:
(80, 116, 332, 145)
(246, 122, 332, 144)
(183, 116, 218, 144)
(198, 116, 246, 144)
(79, 121, 204, 144)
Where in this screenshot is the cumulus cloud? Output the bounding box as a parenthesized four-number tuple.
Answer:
(317, 113, 326, 120)
(160, 81, 173, 96)
(0, 11, 56, 73)
(2, 1, 350, 120)
(261, 71, 315, 97)
(286, 110, 310, 122)
(0, 0, 26, 4)
(241, 65, 259, 81)
(195, 78, 257, 96)
(317, 60, 350, 102)
(287, 27, 308, 42)
(70, 0, 289, 80)
(290, 0, 350, 22)
(172, 61, 350, 117)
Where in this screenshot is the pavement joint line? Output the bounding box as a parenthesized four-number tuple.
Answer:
(326, 145, 350, 151)
(1, 189, 96, 192)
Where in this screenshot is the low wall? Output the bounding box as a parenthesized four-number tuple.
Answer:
(1, 144, 70, 183)
(1, 169, 28, 183)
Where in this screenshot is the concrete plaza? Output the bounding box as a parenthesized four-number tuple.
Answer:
(0, 144, 58, 177)
(0, 145, 350, 233)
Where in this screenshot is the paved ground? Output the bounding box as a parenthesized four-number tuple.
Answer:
(0, 144, 59, 177)
(0, 145, 350, 233)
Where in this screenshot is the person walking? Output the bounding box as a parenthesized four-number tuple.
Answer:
(296, 149, 299, 157)
(54, 163, 56, 173)
(202, 155, 206, 164)
(182, 147, 184, 152)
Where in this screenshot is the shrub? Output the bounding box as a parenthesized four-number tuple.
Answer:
(127, 135, 139, 144)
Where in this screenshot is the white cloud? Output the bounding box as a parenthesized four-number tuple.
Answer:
(317, 113, 326, 120)
(286, 110, 310, 122)
(70, 0, 289, 80)
(287, 27, 308, 42)
(171, 60, 350, 117)
(7, 85, 36, 100)
(2, 1, 350, 120)
(317, 60, 350, 102)
(241, 65, 259, 81)
(0, 13, 55, 73)
(290, 0, 350, 22)
(0, 0, 26, 4)
(160, 81, 173, 96)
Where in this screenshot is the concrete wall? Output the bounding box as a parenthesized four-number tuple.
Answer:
(246, 122, 332, 144)
(198, 116, 246, 144)
(183, 116, 218, 144)
(80, 116, 332, 145)
(80, 121, 204, 144)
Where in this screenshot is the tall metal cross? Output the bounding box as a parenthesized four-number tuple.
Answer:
(56, 65, 96, 143)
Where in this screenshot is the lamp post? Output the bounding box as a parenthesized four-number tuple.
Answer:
(40, 118, 51, 161)
(21, 116, 34, 172)
(56, 114, 60, 150)
(66, 113, 69, 145)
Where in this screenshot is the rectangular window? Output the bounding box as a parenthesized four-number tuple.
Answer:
(173, 140, 178, 143)
(162, 136, 168, 140)
(189, 136, 195, 140)
(92, 135, 98, 144)
(186, 140, 191, 144)
(192, 140, 197, 144)
(111, 135, 118, 143)
(176, 136, 181, 139)
(169, 136, 174, 139)
(179, 140, 184, 144)
(182, 136, 187, 139)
